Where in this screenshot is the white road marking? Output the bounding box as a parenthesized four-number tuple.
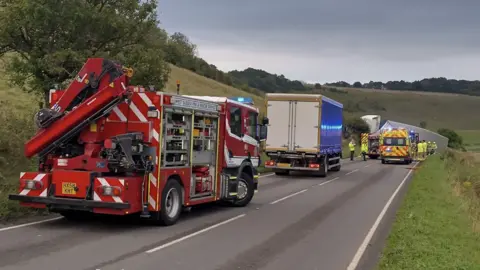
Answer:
(345, 169, 359, 175)
(364, 164, 372, 168)
(259, 173, 274, 178)
(145, 214, 246, 253)
(346, 162, 419, 270)
(0, 217, 63, 232)
(315, 177, 339, 186)
(270, 189, 308, 205)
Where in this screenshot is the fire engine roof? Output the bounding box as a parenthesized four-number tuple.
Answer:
(183, 95, 259, 112)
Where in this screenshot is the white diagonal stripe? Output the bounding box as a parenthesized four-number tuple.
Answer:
(113, 106, 127, 122)
(20, 172, 25, 178)
(97, 178, 109, 186)
(129, 102, 147, 122)
(119, 179, 125, 186)
(139, 93, 153, 107)
(39, 189, 48, 197)
(112, 196, 123, 203)
(152, 129, 159, 142)
(93, 191, 101, 201)
(34, 174, 46, 181)
(19, 189, 29, 195)
(149, 173, 157, 187)
(148, 195, 156, 209)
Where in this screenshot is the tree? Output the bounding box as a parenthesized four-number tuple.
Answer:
(164, 32, 196, 68)
(314, 83, 322, 89)
(419, 121, 427, 128)
(353, 81, 362, 88)
(345, 116, 370, 136)
(0, 0, 170, 105)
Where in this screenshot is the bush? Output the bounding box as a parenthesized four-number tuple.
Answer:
(344, 116, 370, 137)
(438, 128, 464, 150)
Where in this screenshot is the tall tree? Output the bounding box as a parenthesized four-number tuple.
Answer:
(0, 0, 170, 104)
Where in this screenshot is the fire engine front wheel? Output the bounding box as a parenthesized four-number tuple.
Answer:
(156, 179, 182, 226)
(232, 172, 255, 207)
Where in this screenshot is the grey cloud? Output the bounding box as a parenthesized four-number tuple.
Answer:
(158, 0, 480, 81)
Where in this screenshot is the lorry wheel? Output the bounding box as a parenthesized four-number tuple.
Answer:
(381, 159, 386, 164)
(156, 179, 183, 226)
(232, 172, 255, 207)
(329, 159, 341, 171)
(318, 157, 328, 177)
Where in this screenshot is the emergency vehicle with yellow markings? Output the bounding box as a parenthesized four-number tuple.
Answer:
(9, 58, 268, 226)
(379, 128, 413, 164)
(361, 131, 381, 159)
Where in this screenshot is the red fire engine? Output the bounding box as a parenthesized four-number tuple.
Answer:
(9, 58, 268, 226)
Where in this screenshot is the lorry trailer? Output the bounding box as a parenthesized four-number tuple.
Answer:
(264, 93, 343, 177)
(9, 58, 268, 226)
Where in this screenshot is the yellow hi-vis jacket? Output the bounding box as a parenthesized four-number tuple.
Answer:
(419, 142, 425, 152)
(349, 142, 355, 151)
(361, 143, 368, 153)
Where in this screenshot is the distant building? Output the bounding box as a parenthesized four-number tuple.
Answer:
(379, 120, 449, 151)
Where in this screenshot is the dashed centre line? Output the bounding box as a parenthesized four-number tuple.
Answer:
(345, 169, 359, 175)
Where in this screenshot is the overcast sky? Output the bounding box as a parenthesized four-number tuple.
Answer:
(158, 0, 480, 84)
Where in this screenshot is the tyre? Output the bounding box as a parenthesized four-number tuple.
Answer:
(156, 179, 183, 226)
(232, 172, 255, 207)
(381, 159, 385, 164)
(317, 157, 328, 177)
(329, 159, 341, 171)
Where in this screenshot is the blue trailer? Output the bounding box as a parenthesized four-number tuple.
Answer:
(264, 93, 343, 177)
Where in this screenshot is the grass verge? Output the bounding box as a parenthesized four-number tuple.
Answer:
(377, 152, 480, 270)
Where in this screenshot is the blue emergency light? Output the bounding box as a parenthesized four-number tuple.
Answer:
(229, 97, 254, 105)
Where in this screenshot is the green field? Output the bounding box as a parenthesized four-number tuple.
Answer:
(378, 153, 480, 270)
(457, 130, 480, 152)
(312, 86, 480, 130)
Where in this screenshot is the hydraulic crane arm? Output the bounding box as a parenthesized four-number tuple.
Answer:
(24, 58, 133, 158)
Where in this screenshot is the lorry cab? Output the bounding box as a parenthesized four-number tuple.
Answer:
(380, 128, 413, 164)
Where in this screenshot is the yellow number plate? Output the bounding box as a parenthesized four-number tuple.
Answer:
(277, 163, 291, 168)
(62, 182, 77, 195)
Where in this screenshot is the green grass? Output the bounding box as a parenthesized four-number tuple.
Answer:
(377, 154, 480, 270)
(457, 130, 480, 152)
(315, 86, 480, 130)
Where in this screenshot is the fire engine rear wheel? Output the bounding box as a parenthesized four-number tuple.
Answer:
(156, 179, 182, 226)
(232, 172, 254, 207)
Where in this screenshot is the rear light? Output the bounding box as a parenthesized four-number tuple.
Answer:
(309, 163, 320, 168)
(97, 186, 122, 196)
(21, 180, 43, 190)
(265, 160, 275, 166)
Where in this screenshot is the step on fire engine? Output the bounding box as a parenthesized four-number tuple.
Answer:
(9, 58, 268, 226)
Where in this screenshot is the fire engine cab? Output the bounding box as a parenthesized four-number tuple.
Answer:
(9, 58, 268, 226)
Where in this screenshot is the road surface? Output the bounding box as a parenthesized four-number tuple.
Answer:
(0, 159, 417, 270)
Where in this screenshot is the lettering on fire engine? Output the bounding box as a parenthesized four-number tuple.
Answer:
(170, 96, 218, 112)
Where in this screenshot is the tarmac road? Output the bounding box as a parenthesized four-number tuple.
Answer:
(0, 158, 418, 270)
